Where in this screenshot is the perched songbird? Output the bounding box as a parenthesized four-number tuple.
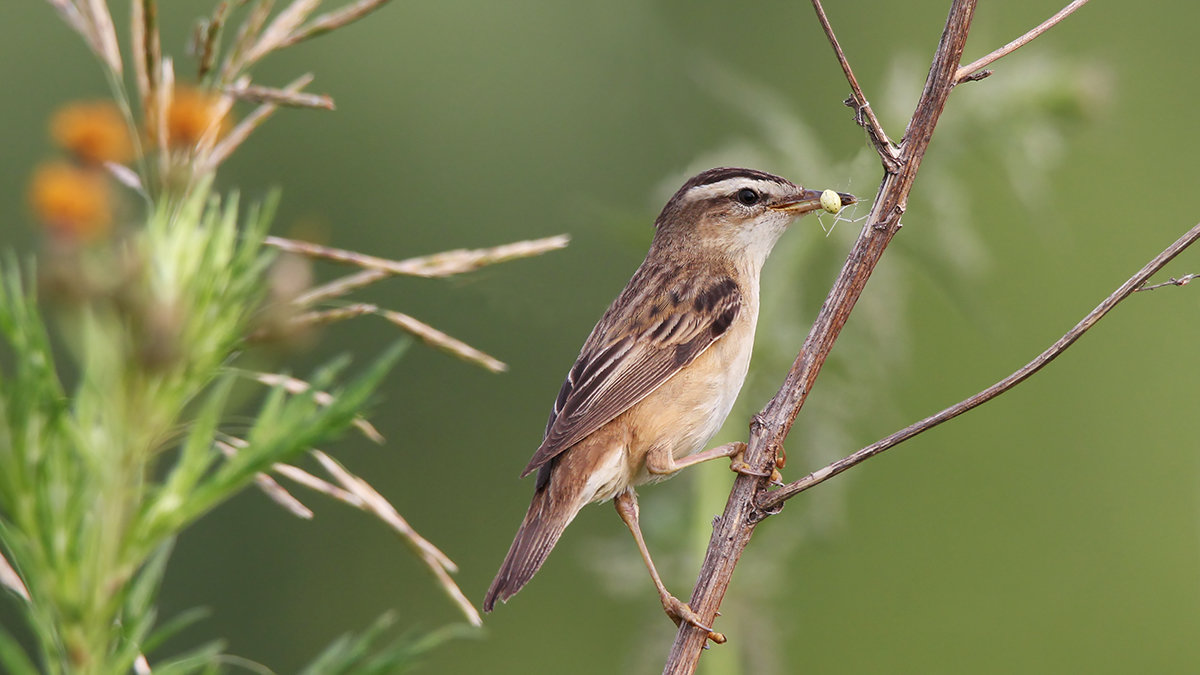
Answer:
(483, 167, 854, 641)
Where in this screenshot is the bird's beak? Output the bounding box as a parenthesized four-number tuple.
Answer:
(770, 189, 857, 214)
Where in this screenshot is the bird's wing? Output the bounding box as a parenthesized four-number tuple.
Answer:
(521, 269, 741, 477)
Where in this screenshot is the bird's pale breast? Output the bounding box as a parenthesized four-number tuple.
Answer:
(574, 292, 759, 503)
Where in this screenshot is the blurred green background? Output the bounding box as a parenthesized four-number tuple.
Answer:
(3, 0, 1200, 673)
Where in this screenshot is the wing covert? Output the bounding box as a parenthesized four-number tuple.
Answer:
(522, 273, 740, 477)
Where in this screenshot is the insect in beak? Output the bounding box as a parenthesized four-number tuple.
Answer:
(770, 189, 856, 215)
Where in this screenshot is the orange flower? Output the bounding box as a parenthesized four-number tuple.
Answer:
(167, 87, 227, 148)
(29, 162, 112, 241)
(50, 101, 134, 165)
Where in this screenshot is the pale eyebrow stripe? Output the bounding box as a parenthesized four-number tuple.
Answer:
(683, 178, 785, 202)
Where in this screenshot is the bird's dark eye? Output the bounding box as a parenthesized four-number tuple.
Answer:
(735, 188, 760, 206)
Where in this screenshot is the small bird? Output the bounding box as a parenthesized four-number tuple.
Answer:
(483, 167, 854, 641)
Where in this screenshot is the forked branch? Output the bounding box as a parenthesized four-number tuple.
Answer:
(661, 0, 1122, 672)
(663, 1, 978, 671)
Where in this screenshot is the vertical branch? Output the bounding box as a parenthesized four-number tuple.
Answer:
(662, 1, 979, 672)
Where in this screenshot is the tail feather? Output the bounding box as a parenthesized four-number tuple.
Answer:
(483, 484, 581, 612)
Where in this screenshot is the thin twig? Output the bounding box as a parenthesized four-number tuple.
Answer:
(955, 0, 1092, 83)
(810, 0, 899, 171)
(760, 221, 1200, 510)
(664, 2, 980, 671)
(1136, 273, 1198, 291)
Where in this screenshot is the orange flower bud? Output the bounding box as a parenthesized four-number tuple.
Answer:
(50, 101, 134, 165)
(167, 87, 227, 148)
(29, 162, 112, 241)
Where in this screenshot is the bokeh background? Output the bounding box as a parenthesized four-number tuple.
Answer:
(3, 0, 1200, 673)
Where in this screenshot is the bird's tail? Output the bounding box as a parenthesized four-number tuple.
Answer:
(483, 480, 583, 612)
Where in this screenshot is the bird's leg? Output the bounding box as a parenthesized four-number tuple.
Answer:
(645, 442, 782, 482)
(613, 488, 726, 645)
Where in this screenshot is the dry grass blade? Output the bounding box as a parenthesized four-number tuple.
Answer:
(277, 233, 569, 306)
(244, 0, 322, 65)
(196, 84, 238, 165)
(310, 450, 483, 626)
(82, 0, 123, 74)
(220, 0, 274, 83)
(194, 1, 235, 81)
(250, 471, 314, 518)
(208, 73, 314, 169)
(104, 161, 146, 196)
(226, 82, 334, 109)
(46, 0, 92, 44)
(267, 233, 570, 280)
(252, 371, 385, 443)
(272, 460, 358, 502)
(153, 57, 174, 181)
(308, 452, 456, 571)
(47, 0, 114, 73)
(293, 269, 388, 307)
(0, 550, 30, 601)
(280, 0, 394, 48)
(378, 309, 507, 373)
(386, 234, 571, 277)
(288, 303, 378, 328)
(131, 0, 161, 113)
(218, 440, 315, 518)
(131, 1, 149, 105)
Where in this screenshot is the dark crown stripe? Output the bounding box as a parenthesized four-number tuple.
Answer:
(685, 167, 790, 190)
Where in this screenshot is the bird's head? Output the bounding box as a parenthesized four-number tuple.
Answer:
(653, 167, 855, 270)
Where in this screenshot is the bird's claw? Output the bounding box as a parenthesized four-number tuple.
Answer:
(663, 594, 726, 644)
(728, 442, 783, 483)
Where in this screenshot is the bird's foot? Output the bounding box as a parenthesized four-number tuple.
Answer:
(662, 594, 726, 644)
(728, 442, 783, 484)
